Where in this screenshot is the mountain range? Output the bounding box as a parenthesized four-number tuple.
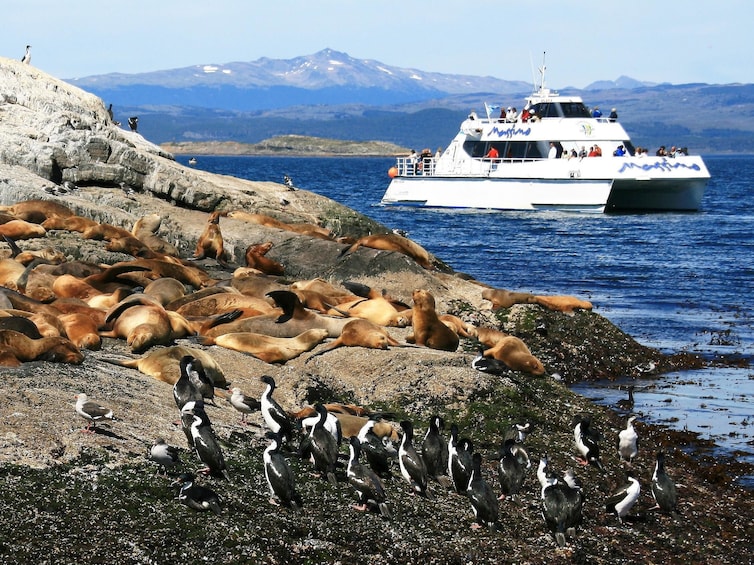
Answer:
(66, 48, 754, 154)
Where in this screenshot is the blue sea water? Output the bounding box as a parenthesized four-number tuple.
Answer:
(180, 154, 754, 481)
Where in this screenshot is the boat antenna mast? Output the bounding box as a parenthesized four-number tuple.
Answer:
(538, 51, 547, 92)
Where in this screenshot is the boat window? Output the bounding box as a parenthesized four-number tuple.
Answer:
(463, 141, 488, 158)
(623, 141, 636, 155)
(537, 102, 560, 118)
(560, 102, 591, 118)
(504, 141, 543, 159)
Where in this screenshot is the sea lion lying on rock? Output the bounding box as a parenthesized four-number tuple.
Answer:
(481, 288, 537, 310)
(0, 329, 84, 366)
(483, 335, 545, 375)
(340, 233, 434, 270)
(533, 294, 593, 314)
(307, 318, 401, 361)
(197, 328, 328, 364)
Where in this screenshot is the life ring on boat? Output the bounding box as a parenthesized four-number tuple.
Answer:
(388, 167, 399, 178)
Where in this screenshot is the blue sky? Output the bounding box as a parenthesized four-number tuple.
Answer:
(3, 0, 751, 88)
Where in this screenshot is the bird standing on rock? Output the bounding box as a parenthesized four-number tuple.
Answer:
(347, 436, 391, 519)
(573, 417, 605, 472)
(651, 451, 678, 516)
(606, 470, 641, 523)
(149, 438, 181, 475)
(448, 424, 473, 495)
(229, 387, 260, 424)
(303, 404, 339, 486)
(497, 437, 526, 500)
(618, 415, 639, 464)
(184, 401, 229, 479)
(467, 452, 500, 531)
(398, 420, 429, 497)
(260, 375, 296, 444)
(21, 45, 31, 65)
(74, 393, 114, 433)
(263, 431, 302, 509)
(421, 415, 448, 482)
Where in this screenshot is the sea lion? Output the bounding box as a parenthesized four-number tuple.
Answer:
(474, 326, 510, 348)
(192, 211, 229, 268)
(0, 315, 43, 339)
(101, 345, 228, 387)
(290, 278, 355, 301)
(202, 290, 349, 338)
(82, 222, 134, 241)
(112, 259, 211, 289)
(143, 277, 187, 306)
(533, 295, 593, 314)
(0, 200, 74, 223)
(307, 318, 401, 360)
(225, 210, 289, 230)
(483, 335, 545, 375)
(0, 219, 46, 240)
(406, 289, 459, 352)
(197, 328, 328, 364)
(0, 329, 84, 366)
(341, 233, 434, 270)
(438, 314, 476, 338)
(481, 288, 537, 310)
(174, 293, 276, 318)
(334, 414, 399, 441)
(131, 214, 179, 256)
(164, 286, 238, 312)
(59, 312, 102, 350)
(101, 295, 174, 353)
(42, 214, 98, 233)
(327, 296, 411, 327)
(244, 242, 284, 276)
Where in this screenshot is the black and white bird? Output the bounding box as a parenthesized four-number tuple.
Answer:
(128, 116, 138, 132)
(259, 375, 296, 445)
(302, 404, 339, 486)
(497, 437, 526, 500)
(149, 438, 181, 475)
(119, 181, 136, 197)
(471, 345, 508, 375)
(263, 431, 302, 509)
(347, 436, 391, 519)
(185, 356, 216, 406)
(21, 45, 31, 65)
(467, 452, 500, 531)
(301, 406, 342, 447)
(357, 419, 394, 478)
(617, 415, 639, 464)
(540, 462, 584, 547)
(283, 175, 295, 190)
(421, 415, 448, 482)
(448, 424, 474, 495)
(398, 420, 430, 497)
(74, 393, 115, 433)
(184, 401, 229, 479)
(173, 355, 203, 411)
(650, 451, 678, 516)
(171, 472, 222, 515)
(606, 470, 641, 523)
(228, 387, 260, 424)
(573, 417, 606, 472)
(505, 422, 532, 444)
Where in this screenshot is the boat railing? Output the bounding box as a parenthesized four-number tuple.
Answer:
(394, 156, 542, 177)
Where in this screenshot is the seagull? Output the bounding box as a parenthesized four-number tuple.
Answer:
(21, 45, 31, 65)
(228, 387, 261, 424)
(149, 438, 181, 475)
(74, 393, 114, 433)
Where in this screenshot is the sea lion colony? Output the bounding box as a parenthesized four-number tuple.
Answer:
(0, 198, 618, 538)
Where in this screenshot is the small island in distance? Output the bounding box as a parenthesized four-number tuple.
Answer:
(161, 135, 409, 157)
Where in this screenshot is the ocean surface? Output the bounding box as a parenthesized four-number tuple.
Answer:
(180, 154, 754, 484)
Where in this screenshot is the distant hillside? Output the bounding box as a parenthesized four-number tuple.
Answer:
(69, 49, 754, 155)
(160, 135, 409, 156)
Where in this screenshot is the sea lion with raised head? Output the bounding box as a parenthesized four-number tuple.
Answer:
(340, 233, 434, 270)
(244, 242, 284, 276)
(483, 335, 545, 375)
(481, 288, 537, 310)
(192, 211, 230, 268)
(406, 289, 459, 352)
(197, 328, 328, 364)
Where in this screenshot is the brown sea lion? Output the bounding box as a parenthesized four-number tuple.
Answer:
(0, 329, 84, 366)
(283, 223, 334, 240)
(327, 296, 411, 327)
(307, 318, 400, 361)
(174, 293, 276, 318)
(226, 210, 289, 230)
(0, 220, 46, 240)
(0, 200, 74, 223)
(481, 288, 537, 310)
(143, 277, 187, 306)
(192, 211, 229, 267)
(533, 295, 593, 314)
(59, 312, 102, 350)
(244, 242, 284, 276)
(438, 314, 476, 338)
(82, 222, 134, 241)
(334, 414, 400, 441)
(230, 269, 287, 297)
(0, 315, 43, 339)
(341, 233, 434, 270)
(405, 289, 459, 352)
(132, 214, 179, 256)
(101, 295, 174, 353)
(290, 278, 355, 301)
(474, 326, 510, 348)
(164, 286, 238, 312)
(483, 336, 545, 375)
(41, 214, 98, 233)
(202, 290, 348, 338)
(197, 328, 328, 364)
(101, 345, 227, 387)
(112, 259, 211, 289)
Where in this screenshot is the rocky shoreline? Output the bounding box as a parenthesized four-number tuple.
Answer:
(0, 57, 751, 564)
(160, 136, 409, 157)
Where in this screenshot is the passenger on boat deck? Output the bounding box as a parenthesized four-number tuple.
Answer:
(435, 147, 443, 159)
(609, 108, 618, 122)
(635, 146, 646, 158)
(419, 148, 433, 172)
(468, 110, 478, 120)
(613, 145, 626, 157)
(548, 142, 557, 159)
(520, 107, 531, 122)
(677, 147, 688, 156)
(408, 149, 418, 173)
(579, 146, 587, 159)
(669, 146, 677, 157)
(592, 106, 602, 118)
(570, 148, 579, 159)
(529, 110, 540, 123)
(656, 145, 667, 157)
(498, 108, 507, 122)
(486, 146, 500, 160)
(594, 145, 602, 157)
(506, 107, 518, 122)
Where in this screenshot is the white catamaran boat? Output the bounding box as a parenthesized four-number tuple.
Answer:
(381, 67, 709, 213)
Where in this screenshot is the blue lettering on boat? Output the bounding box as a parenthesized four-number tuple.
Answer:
(618, 158, 701, 174)
(489, 126, 532, 139)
